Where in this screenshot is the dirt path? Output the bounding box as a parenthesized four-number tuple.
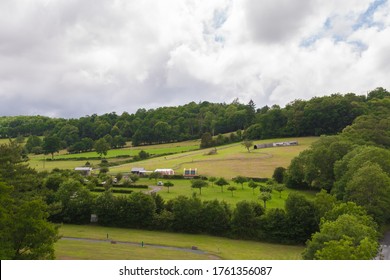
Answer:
(61, 236, 221, 259)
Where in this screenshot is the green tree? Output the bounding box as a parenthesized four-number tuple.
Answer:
(259, 192, 272, 209)
(241, 140, 253, 153)
(227, 185, 237, 197)
(94, 138, 110, 158)
(303, 214, 379, 260)
(208, 176, 217, 187)
(191, 179, 208, 195)
(0, 182, 59, 260)
(200, 200, 232, 236)
(164, 181, 174, 193)
(274, 184, 286, 198)
(285, 193, 318, 244)
(272, 167, 286, 184)
(231, 200, 264, 239)
(313, 189, 337, 220)
(149, 172, 161, 183)
(200, 132, 214, 148)
(128, 174, 140, 185)
(248, 179, 258, 194)
(215, 177, 229, 193)
(171, 195, 202, 233)
(315, 236, 379, 260)
(232, 175, 248, 190)
(344, 162, 390, 224)
(25, 135, 43, 153)
(53, 179, 93, 224)
(42, 135, 61, 159)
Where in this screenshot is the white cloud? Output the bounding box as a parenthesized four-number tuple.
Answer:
(0, 0, 389, 117)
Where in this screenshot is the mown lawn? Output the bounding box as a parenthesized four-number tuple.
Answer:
(56, 224, 304, 260)
(133, 178, 317, 209)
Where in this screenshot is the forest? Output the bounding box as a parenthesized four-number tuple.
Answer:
(1, 87, 389, 156)
(1, 87, 390, 260)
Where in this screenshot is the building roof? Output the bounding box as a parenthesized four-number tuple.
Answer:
(74, 167, 92, 171)
(131, 167, 146, 172)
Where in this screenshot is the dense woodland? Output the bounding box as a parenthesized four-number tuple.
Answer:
(1, 87, 389, 155)
(1, 87, 390, 260)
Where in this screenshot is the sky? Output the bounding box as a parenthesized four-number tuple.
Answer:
(0, 0, 389, 118)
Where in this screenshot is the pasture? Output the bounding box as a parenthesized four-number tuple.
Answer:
(110, 137, 318, 178)
(123, 178, 317, 208)
(56, 224, 304, 260)
(27, 140, 200, 172)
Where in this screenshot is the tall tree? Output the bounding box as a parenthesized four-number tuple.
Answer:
(42, 135, 61, 159)
(191, 179, 208, 195)
(94, 138, 110, 158)
(215, 177, 229, 193)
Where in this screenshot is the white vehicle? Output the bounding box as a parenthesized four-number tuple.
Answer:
(157, 181, 164, 186)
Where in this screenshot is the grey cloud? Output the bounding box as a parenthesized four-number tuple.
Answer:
(244, 0, 315, 43)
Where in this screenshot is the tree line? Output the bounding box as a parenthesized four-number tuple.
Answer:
(1, 88, 389, 155)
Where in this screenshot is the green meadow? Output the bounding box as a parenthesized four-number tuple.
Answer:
(123, 177, 317, 208)
(110, 137, 318, 178)
(56, 224, 304, 260)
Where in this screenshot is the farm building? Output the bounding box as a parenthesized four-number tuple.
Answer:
(154, 168, 175, 175)
(74, 167, 93, 176)
(183, 168, 197, 178)
(131, 167, 146, 174)
(254, 140, 298, 149)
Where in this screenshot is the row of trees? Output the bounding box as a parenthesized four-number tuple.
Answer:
(42, 171, 380, 260)
(1, 88, 389, 151)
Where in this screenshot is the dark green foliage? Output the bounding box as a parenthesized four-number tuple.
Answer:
(333, 146, 390, 201)
(51, 179, 94, 224)
(200, 132, 214, 148)
(25, 135, 43, 153)
(303, 202, 379, 260)
(200, 200, 232, 236)
(94, 138, 110, 158)
(0, 177, 59, 260)
(259, 208, 289, 242)
(272, 167, 286, 184)
(231, 200, 264, 239)
(171, 195, 203, 233)
(42, 135, 61, 159)
(285, 193, 319, 244)
(232, 175, 248, 189)
(191, 179, 208, 195)
(367, 87, 390, 100)
(164, 181, 174, 193)
(138, 150, 150, 159)
(215, 177, 229, 193)
(285, 136, 354, 191)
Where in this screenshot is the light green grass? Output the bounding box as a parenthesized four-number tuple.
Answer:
(27, 140, 200, 172)
(110, 137, 318, 178)
(57, 224, 304, 260)
(135, 178, 316, 208)
(55, 239, 209, 260)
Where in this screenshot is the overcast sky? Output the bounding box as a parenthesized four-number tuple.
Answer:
(0, 0, 389, 118)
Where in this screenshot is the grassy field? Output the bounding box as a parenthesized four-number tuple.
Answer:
(110, 137, 318, 178)
(27, 140, 200, 172)
(125, 178, 317, 208)
(56, 224, 304, 260)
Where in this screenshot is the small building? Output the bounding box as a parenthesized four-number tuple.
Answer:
(254, 140, 298, 149)
(154, 168, 175, 175)
(74, 167, 92, 176)
(183, 168, 197, 178)
(131, 167, 146, 175)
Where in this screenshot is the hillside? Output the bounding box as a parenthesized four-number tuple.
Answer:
(110, 137, 318, 178)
